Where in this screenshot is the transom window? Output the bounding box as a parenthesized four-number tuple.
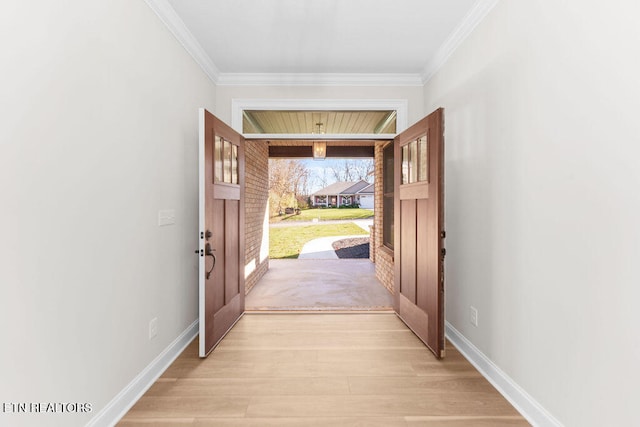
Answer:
(242, 110, 397, 135)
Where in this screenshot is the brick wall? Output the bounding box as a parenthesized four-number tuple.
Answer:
(244, 140, 269, 294)
(373, 141, 395, 294)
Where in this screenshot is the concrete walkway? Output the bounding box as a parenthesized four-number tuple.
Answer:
(246, 218, 387, 311)
(351, 219, 373, 232)
(296, 219, 372, 259)
(245, 259, 393, 311)
(298, 234, 369, 259)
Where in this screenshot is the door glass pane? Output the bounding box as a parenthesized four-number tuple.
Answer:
(214, 135, 223, 182)
(383, 195, 394, 249)
(418, 134, 428, 182)
(402, 145, 409, 184)
(231, 144, 238, 184)
(409, 140, 418, 184)
(223, 139, 232, 183)
(383, 143, 394, 193)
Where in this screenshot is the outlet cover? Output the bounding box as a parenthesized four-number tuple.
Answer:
(470, 306, 478, 327)
(158, 209, 175, 226)
(149, 317, 158, 340)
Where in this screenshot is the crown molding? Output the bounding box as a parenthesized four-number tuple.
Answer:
(217, 73, 424, 87)
(144, 0, 220, 83)
(422, 0, 500, 84)
(145, 0, 497, 88)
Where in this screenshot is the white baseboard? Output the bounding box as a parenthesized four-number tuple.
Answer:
(445, 321, 563, 427)
(86, 320, 199, 427)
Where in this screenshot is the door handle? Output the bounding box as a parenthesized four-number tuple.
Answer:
(205, 243, 216, 280)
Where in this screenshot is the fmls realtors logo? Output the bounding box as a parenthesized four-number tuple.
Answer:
(2, 402, 92, 413)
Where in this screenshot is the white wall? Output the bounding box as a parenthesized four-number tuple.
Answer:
(425, 1, 640, 426)
(0, 1, 215, 426)
(215, 85, 424, 129)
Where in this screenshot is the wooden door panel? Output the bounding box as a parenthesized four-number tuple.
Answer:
(212, 199, 225, 313)
(416, 198, 430, 312)
(399, 294, 429, 342)
(215, 184, 240, 200)
(394, 108, 445, 359)
(400, 200, 417, 304)
(199, 109, 245, 358)
(211, 293, 241, 347)
(224, 200, 240, 304)
(399, 183, 429, 200)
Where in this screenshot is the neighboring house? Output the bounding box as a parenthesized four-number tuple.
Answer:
(357, 183, 374, 209)
(311, 180, 372, 207)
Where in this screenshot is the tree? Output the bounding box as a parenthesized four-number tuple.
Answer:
(268, 159, 310, 216)
(330, 159, 374, 182)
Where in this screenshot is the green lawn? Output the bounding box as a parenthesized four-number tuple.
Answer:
(272, 208, 373, 223)
(270, 223, 368, 259)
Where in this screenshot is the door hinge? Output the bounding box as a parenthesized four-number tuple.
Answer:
(440, 230, 446, 239)
(440, 248, 446, 257)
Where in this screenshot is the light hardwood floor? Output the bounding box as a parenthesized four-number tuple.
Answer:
(119, 314, 530, 426)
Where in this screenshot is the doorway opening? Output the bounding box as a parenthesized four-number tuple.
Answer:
(234, 100, 404, 313)
(198, 105, 444, 358)
(243, 137, 394, 312)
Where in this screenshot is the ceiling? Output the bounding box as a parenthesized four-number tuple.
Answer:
(150, 0, 493, 145)
(243, 110, 396, 134)
(163, 0, 482, 78)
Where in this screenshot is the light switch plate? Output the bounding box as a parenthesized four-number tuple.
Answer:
(158, 209, 175, 226)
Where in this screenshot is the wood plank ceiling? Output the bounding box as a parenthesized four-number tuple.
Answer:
(243, 110, 396, 134)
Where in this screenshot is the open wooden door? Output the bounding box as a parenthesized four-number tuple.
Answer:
(394, 108, 445, 359)
(198, 108, 245, 358)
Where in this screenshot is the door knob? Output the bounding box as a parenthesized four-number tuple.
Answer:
(205, 243, 216, 279)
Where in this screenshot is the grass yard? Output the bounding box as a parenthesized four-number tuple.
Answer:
(270, 223, 368, 259)
(272, 208, 373, 223)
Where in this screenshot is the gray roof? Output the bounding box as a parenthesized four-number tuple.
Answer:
(357, 183, 374, 194)
(312, 180, 371, 196)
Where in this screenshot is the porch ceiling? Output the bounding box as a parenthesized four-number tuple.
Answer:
(243, 111, 396, 134)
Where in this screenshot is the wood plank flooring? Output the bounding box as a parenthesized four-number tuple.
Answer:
(119, 314, 530, 426)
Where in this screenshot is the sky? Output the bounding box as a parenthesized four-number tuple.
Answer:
(298, 158, 373, 193)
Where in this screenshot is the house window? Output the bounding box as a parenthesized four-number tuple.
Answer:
(383, 142, 394, 249)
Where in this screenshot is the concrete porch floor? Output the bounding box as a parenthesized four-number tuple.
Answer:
(245, 259, 394, 311)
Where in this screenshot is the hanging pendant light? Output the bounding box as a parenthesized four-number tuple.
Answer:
(313, 122, 326, 160)
(313, 141, 326, 160)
